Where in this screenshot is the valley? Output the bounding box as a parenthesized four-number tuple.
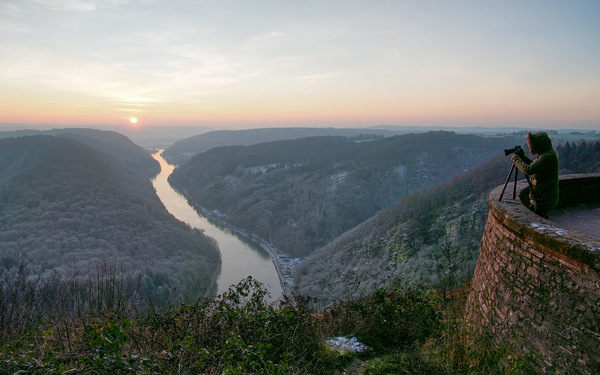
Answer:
(2, 127, 598, 307)
(1, 126, 598, 374)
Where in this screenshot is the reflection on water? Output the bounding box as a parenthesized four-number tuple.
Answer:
(151, 150, 283, 299)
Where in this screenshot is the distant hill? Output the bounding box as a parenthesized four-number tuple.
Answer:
(0, 133, 221, 306)
(0, 128, 159, 179)
(161, 127, 399, 165)
(169, 131, 521, 256)
(293, 139, 600, 304)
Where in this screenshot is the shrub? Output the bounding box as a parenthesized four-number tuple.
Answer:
(0, 277, 341, 374)
(322, 287, 441, 351)
(134, 277, 337, 373)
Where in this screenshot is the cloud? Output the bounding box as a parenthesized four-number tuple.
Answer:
(269, 31, 286, 37)
(0, 3, 21, 16)
(28, 0, 94, 11)
(24, 0, 127, 12)
(2, 1, 599, 127)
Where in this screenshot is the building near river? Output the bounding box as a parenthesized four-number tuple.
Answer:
(280, 256, 302, 284)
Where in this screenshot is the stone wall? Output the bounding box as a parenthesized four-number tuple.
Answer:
(466, 174, 600, 373)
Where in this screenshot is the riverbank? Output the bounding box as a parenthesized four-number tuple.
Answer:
(175, 186, 297, 291)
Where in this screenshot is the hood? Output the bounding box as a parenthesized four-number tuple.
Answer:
(528, 131, 553, 154)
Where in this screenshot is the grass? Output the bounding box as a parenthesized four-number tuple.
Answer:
(1, 272, 523, 374)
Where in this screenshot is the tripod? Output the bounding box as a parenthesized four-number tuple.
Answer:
(498, 162, 533, 201)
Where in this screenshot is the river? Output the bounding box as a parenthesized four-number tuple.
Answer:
(150, 150, 283, 300)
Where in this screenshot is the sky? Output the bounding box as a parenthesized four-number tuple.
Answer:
(1, 0, 599, 130)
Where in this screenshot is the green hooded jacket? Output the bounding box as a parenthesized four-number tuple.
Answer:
(511, 131, 559, 210)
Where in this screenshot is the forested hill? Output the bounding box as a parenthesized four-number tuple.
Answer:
(0, 134, 221, 306)
(161, 127, 399, 165)
(169, 131, 520, 256)
(0, 128, 159, 179)
(293, 139, 600, 304)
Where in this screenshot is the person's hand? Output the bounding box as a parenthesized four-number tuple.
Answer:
(511, 154, 520, 163)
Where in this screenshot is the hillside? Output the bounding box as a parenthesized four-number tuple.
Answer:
(294, 139, 600, 304)
(161, 127, 399, 165)
(169, 131, 520, 256)
(0, 134, 221, 307)
(0, 128, 159, 178)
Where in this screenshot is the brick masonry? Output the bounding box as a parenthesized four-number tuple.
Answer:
(466, 174, 600, 373)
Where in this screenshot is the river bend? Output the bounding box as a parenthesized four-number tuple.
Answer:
(150, 150, 283, 299)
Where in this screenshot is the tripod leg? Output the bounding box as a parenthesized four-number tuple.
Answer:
(513, 167, 518, 199)
(499, 163, 516, 201)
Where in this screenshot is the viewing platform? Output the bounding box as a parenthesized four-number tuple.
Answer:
(466, 173, 600, 374)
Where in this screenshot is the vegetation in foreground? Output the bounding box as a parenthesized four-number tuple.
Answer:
(1, 273, 524, 375)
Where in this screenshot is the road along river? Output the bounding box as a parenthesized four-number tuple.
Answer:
(150, 150, 283, 300)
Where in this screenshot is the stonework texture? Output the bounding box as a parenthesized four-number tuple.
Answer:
(466, 174, 600, 374)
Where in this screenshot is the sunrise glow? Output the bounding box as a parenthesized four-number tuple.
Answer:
(0, 1, 598, 130)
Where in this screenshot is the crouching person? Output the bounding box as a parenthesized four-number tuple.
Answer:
(510, 131, 559, 219)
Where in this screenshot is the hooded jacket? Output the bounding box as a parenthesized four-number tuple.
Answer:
(511, 131, 559, 210)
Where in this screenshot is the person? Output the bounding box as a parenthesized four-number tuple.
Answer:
(510, 131, 559, 219)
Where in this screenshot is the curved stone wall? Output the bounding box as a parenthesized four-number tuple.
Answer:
(466, 173, 600, 373)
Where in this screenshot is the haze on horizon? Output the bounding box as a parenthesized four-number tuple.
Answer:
(1, 0, 599, 131)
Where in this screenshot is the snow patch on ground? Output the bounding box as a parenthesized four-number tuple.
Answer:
(325, 337, 370, 352)
(531, 222, 567, 236)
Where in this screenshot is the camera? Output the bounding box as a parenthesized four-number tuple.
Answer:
(504, 145, 522, 156)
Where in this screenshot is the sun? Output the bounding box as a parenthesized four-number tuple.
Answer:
(130, 117, 138, 124)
